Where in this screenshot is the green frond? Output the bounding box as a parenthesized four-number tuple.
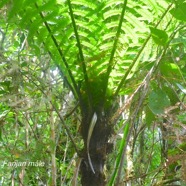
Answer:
(2, 0, 176, 96)
(103, 33, 116, 41)
(136, 6, 154, 21)
(125, 13, 147, 31)
(7, 0, 24, 20)
(1, 0, 185, 185)
(144, 0, 162, 13)
(38, 0, 56, 11)
(71, 0, 96, 10)
(103, 0, 123, 9)
(100, 42, 113, 51)
(103, 9, 121, 20)
(0, 0, 9, 8)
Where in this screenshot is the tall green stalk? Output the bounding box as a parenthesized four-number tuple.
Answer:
(108, 122, 130, 186)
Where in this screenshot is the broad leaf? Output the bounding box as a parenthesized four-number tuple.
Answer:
(170, 3, 186, 22)
(148, 89, 171, 115)
(150, 27, 168, 46)
(160, 62, 181, 80)
(145, 106, 156, 127)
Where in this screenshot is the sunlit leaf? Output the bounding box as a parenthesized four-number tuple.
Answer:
(160, 62, 181, 80)
(170, 3, 186, 22)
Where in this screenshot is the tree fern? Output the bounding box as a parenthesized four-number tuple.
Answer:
(4, 0, 169, 95)
(1, 0, 185, 185)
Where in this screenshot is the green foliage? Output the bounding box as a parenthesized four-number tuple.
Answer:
(145, 106, 156, 127)
(1, 0, 186, 185)
(177, 112, 186, 123)
(148, 89, 171, 115)
(150, 27, 168, 46)
(162, 85, 179, 105)
(160, 62, 181, 80)
(170, 2, 186, 22)
(108, 122, 130, 186)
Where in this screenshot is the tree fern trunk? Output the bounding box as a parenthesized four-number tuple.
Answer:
(80, 157, 106, 186)
(80, 114, 112, 186)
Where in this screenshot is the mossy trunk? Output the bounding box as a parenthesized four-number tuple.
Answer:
(80, 113, 112, 186)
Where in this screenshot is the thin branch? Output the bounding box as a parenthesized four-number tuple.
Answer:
(51, 103, 80, 155)
(112, 30, 176, 184)
(72, 157, 82, 186)
(25, 74, 80, 155)
(28, 15, 76, 97)
(64, 101, 79, 119)
(47, 50, 76, 95)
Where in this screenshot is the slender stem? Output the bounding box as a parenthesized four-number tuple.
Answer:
(25, 74, 80, 155)
(34, 3, 80, 99)
(103, 0, 128, 105)
(67, 0, 92, 111)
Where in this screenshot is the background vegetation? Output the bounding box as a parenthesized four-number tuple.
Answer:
(0, 0, 186, 185)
